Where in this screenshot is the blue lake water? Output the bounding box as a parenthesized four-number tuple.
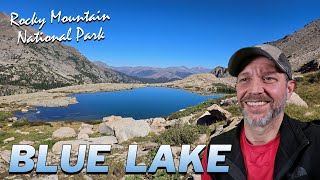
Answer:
(15, 87, 223, 121)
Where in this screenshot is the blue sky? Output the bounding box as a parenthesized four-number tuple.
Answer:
(2, 0, 320, 68)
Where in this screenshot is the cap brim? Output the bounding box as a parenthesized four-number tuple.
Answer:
(228, 47, 283, 77)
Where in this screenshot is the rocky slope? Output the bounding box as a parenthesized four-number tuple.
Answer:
(0, 12, 140, 96)
(267, 19, 320, 72)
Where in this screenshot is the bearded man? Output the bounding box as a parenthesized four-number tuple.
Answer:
(201, 44, 320, 180)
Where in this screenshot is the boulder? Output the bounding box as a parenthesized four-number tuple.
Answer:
(220, 96, 238, 106)
(21, 108, 28, 112)
(8, 117, 18, 122)
(52, 127, 76, 139)
(77, 133, 89, 140)
(103, 115, 123, 122)
(114, 120, 152, 143)
(207, 104, 232, 119)
(103, 116, 152, 143)
(0, 150, 11, 163)
(150, 118, 166, 126)
(98, 123, 114, 135)
(149, 117, 168, 134)
(19, 140, 34, 145)
(78, 128, 94, 135)
(287, 92, 308, 108)
(15, 130, 30, 135)
(80, 123, 94, 129)
(3, 137, 15, 143)
(197, 104, 231, 125)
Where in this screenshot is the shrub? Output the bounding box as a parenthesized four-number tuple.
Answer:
(12, 119, 31, 127)
(224, 105, 242, 116)
(0, 111, 12, 121)
(82, 120, 102, 125)
(154, 124, 209, 146)
(36, 139, 58, 149)
(12, 119, 52, 127)
(212, 83, 236, 94)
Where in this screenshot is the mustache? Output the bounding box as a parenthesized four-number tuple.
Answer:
(240, 94, 273, 102)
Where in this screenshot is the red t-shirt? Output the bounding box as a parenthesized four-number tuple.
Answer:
(201, 128, 280, 180)
(240, 127, 280, 180)
(201, 145, 212, 180)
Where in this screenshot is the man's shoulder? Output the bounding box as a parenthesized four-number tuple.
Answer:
(208, 126, 240, 145)
(287, 116, 320, 139)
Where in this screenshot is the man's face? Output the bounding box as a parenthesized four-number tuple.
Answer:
(236, 56, 295, 127)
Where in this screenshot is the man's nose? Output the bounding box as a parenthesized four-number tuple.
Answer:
(247, 78, 264, 94)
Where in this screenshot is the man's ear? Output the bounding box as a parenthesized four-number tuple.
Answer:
(286, 80, 296, 100)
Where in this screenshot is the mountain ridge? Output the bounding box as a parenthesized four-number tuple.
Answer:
(93, 61, 212, 82)
(0, 11, 140, 96)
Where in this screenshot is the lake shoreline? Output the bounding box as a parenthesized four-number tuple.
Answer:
(0, 74, 235, 112)
(14, 87, 223, 122)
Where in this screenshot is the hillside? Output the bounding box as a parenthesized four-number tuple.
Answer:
(0, 12, 140, 96)
(267, 19, 320, 71)
(154, 73, 236, 95)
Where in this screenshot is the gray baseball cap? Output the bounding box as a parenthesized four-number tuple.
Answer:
(228, 44, 293, 80)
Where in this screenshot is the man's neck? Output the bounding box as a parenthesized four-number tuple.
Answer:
(244, 113, 284, 145)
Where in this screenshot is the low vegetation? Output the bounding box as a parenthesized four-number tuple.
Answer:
(167, 98, 222, 120)
(0, 112, 12, 121)
(211, 83, 236, 94)
(155, 124, 209, 146)
(286, 71, 320, 121)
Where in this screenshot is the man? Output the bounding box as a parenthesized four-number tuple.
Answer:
(201, 44, 320, 180)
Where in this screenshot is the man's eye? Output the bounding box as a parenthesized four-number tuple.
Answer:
(238, 78, 248, 82)
(264, 77, 275, 81)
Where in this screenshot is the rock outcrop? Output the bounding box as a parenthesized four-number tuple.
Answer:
(287, 92, 308, 108)
(297, 59, 320, 73)
(197, 104, 232, 125)
(211, 66, 230, 78)
(102, 116, 152, 143)
(52, 127, 76, 139)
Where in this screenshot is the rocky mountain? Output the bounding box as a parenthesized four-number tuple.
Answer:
(93, 61, 212, 83)
(211, 66, 229, 78)
(0, 12, 140, 96)
(267, 19, 320, 72)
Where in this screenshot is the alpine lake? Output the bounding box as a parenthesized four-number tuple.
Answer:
(15, 87, 223, 122)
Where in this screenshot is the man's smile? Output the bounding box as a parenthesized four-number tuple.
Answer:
(245, 101, 268, 106)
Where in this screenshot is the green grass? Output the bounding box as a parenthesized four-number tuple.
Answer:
(223, 104, 242, 116)
(167, 98, 223, 120)
(285, 104, 320, 122)
(287, 71, 320, 122)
